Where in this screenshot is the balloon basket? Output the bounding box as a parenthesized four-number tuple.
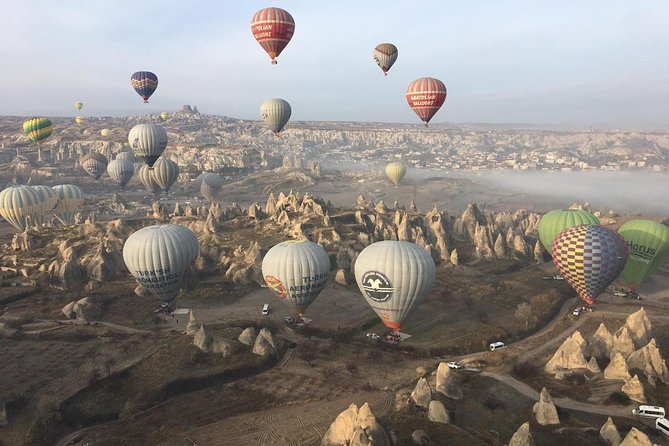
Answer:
(271, 60, 278, 65)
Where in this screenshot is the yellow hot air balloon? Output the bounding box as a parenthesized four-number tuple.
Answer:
(160, 112, 170, 121)
(75, 116, 85, 125)
(74, 102, 83, 110)
(385, 161, 406, 186)
(101, 129, 111, 138)
(23, 118, 52, 144)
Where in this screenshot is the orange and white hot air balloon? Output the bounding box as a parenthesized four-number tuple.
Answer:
(251, 7, 295, 64)
(406, 77, 447, 127)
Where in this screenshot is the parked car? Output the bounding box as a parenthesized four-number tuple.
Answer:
(447, 361, 464, 370)
(262, 304, 270, 315)
(489, 341, 506, 351)
(572, 307, 582, 316)
(366, 333, 381, 341)
(283, 316, 295, 324)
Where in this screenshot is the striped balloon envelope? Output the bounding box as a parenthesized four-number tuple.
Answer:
(260, 98, 291, 135)
(0, 185, 42, 232)
(22, 117, 53, 144)
(385, 161, 406, 186)
(552, 224, 627, 305)
(107, 159, 135, 188)
(130, 71, 158, 103)
(373, 43, 398, 76)
(31, 185, 59, 225)
(405, 78, 447, 127)
(80, 152, 109, 180)
(52, 184, 84, 225)
(251, 7, 295, 64)
(138, 164, 162, 194)
(152, 157, 179, 192)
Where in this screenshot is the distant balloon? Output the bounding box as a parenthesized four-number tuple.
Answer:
(538, 209, 600, 253)
(107, 159, 135, 188)
(552, 224, 627, 305)
(261, 239, 330, 316)
(200, 173, 224, 202)
(31, 185, 59, 225)
(80, 153, 109, 180)
(100, 129, 111, 138)
(251, 7, 295, 64)
(51, 184, 84, 225)
(116, 146, 135, 162)
(23, 118, 53, 144)
(373, 43, 398, 76)
(0, 185, 42, 232)
(152, 157, 179, 193)
(123, 224, 200, 302)
(618, 219, 669, 291)
(74, 101, 83, 110)
(192, 172, 210, 192)
(131, 71, 158, 103)
(406, 77, 447, 127)
(260, 98, 291, 135)
(138, 164, 162, 194)
(385, 161, 406, 186)
(160, 112, 170, 121)
(128, 124, 168, 168)
(355, 241, 435, 332)
(75, 116, 85, 125)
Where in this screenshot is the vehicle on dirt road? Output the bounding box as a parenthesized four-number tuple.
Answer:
(447, 361, 463, 370)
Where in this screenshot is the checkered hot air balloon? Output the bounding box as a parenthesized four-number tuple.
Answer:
(552, 224, 628, 305)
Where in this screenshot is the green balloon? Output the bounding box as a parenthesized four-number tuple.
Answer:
(538, 209, 600, 253)
(619, 219, 669, 291)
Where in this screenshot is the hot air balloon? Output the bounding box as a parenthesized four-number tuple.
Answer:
(618, 219, 669, 291)
(261, 239, 330, 316)
(100, 129, 111, 138)
(251, 7, 295, 64)
(373, 43, 398, 76)
(116, 146, 135, 162)
(260, 98, 291, 135)
(354, 241, 435, 332)
(130, 71, 158, 103)
(385, 161, 406, 186)
(123, 224, 200, 302)
(152, 157, 179, 193)
(74, 102, 83, 110)
(80, 153, 109, 180)
(107, 159, 135, 188)
(552, 225, 627, 305)
(23, 118, 52, 144)
(75, 116, 85, 125)
(406, 78, 447, 127)
(200, 173, 224, 202)
(538, 209, 600, 253)
(160, 112, 170, 121)
(0, 185, 42, 232)
(52, 184, 84, 225)
(31, 185, 59, 225)
(128, 124, 168, 168)
(138, 164, 162, 194)
(192, 172, 210, 192)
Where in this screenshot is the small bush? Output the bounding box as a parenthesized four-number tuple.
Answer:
(607, 391, 631, 406)
(512, 361, 540, 379)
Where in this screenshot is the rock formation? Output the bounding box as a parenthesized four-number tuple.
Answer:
(626, 338, 669, 385)
(193, 324, 212, 353)
(186, 311, 198, 336)
(61, 297, 102, 321)
(587, 357, 601, 374)
(410, 377, 432, 408)
(611, 327, 636, 359)
(508, 422, 534, 446)
(427, 400, 449, 424)
(252, 328, 277, 357)
(587, 323, 614, 361)
(624, 308, 652, 349)
(545, 331, 588, 373)
(238, 327, 257, 346)
(321, 402, 390, 446)
(600, 417, 621, 446)
(604, 353, 631, 381)
(619, 427, 654, 446)
(621, 375, 646, 403)
(411, 430, 430, 445)
(435, 362, 463, 400)
(532, 387, 560, 426)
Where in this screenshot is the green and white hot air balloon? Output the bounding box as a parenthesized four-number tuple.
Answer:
(0, 185, 42, 232)
(618, 219, 669, 292)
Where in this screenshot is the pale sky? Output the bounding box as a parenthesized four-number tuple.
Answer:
(1, 0, 668, 129)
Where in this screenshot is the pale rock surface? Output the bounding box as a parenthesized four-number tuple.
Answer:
(600, 417, 622, 446)
(435, 362, 463, 400)
(587, 323, 614, 361)
(626, 338, 669, 385)
(134, 285, 150, 297)
(238, 327, 257, 346)
(410, 377, 432, 408)
(211, 338, 233, 357)
(334, 269, 348, 286)
(508, 422, 534, 446)
(193, 324, 212, 353)
(450, 248, 459, 265)
(186, 310, 198, 336)
(533, 241, 544, 263)
(611, 327, 636, 359)
(494, 233, 507, 257)
(619, 427, 654, 446)
(411, 430, 430, 445)
(252, 327, 277, 357)
(321, 402, 390, 446)
(587, 356, 601, 374)
(427, 400, 449, 424)
(532, 387, 560, 426)
(624, 308, 653, 348)
(544, 331, 588, 373)
(604, 353, 631, 381)
(621, 375, 646, 403)
(72, 297, 102, 321)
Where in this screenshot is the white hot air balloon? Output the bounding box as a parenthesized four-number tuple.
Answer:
(116, 146, 135, 162)
(261, 239, 331, 316)
(123, 224, 200, 302)
(52, 184, 84, 225)
(200, 173, 224, 202)
(354, 241, 435, 332)
(138, 164, 162, 194)
(32, 185, 59, 225)
(0, 185, 42, 232)
(128, 124, 168, 168)
(107, 159, 135, 188)
(152, 157, 179, 193)
(260, 98, 292, 135)
(385, 161, 406, 186)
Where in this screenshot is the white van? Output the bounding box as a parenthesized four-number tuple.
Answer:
(632, 405, 665, 418)
(489, 341, 506, 351)
(262, 304, 270, 315)
(656, 417, 669, 437)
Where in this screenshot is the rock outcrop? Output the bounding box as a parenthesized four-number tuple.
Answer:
(600, 417, 622, 446)
(186, 311, 198, 336)
(508, 422, 534, 446)
(611, 327, 636, 359)
(587, 323, 614, 361)
(532, 388, 559, 426)
(624, 308, 652, 348)
(411, 430, 430, 445)
(61, 297, 102, 321)
(587, 356, 601, 374)
(427, 400, 449, 424)
(410, 377, 432, 409)
(619, 427, 654, 446)
(193, 324, 212, 352)
(435, 362, 463, 400)
(604, 353, 631, 381)
(621, 375, 646, 403)
(626, 338, 669, 385)
(321, 402, 390, 446)
(252, 328, 277, 357)
(238, 327, 257, 346)
(545, 331, 588, 373)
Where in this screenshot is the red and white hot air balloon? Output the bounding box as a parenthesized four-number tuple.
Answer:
(406, 77, 447, 127)
(251, 7, 295, 64)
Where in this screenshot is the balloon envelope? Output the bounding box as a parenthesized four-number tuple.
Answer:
(101, 129, 111, 138)
(75, 116, 85, 125)
(160, 112, 169, 120)
(74, 102, 83, 110)
(405, 78, 447, 126)
(131, 71, 158, 103)
(261, 239, 330, 315)
(373, 43, 398, 75)
(0, 185, 42, 232)
(107, 159, 135, 188)
(128, 124, 168, 168)
(354, 240, 436, 332)
(123, 224, 200, 302)
(51, 184, 84, 225)
(80, 153, 109, 180)
(31, 185, 58, 225)
(138, 164, 162, 194)
(552, 224, 627, 305)
(200, 173, 224, 202)
(23, 118, 52, 144)
(385, 161, 406, 186)
(538, 209, 600, 253)
(152, 157, 179, 192)
(260, 98, 291, 134)
(619, 219, 669, 291)
(251, 7, 295, 64)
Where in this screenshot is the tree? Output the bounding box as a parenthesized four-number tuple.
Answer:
(515, 302, 535, 327)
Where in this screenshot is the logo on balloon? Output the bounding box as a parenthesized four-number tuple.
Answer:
(265, 275, 287, 299)
(361, 271, 393, 302)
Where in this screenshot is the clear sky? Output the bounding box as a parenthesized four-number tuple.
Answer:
(2, 0, 668, 129)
